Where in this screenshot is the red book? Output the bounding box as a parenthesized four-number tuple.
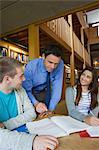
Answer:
(80, 129, 99, 138)
(79, 130, 90, 137)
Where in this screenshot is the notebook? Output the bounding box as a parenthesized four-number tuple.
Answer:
(26, 116, 90, 138)
(12, 124, 29, 133)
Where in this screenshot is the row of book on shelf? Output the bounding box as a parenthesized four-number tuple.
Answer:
(0, 46, 29, 63)
(0, 46, 8, 57)
(10, 50, 29, 63)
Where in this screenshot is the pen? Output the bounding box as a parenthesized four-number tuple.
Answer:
(44, 111, 51, 119)
(90, 111, 96, 117)
(44, 111, 49, 115)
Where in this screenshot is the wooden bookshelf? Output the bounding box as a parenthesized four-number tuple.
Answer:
(0, 40, 29, 64)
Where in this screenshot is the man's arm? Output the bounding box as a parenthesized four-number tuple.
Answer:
(23, 60, 49, 114)
(0, 128, 59, 150)
(3, 88, 36, 130)
(49, 60, 64, 111)
(22, 61, 38, 105)
(0, 128, 35, 150)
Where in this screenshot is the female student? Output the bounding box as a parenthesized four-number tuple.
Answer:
(65, 67, 99, 126)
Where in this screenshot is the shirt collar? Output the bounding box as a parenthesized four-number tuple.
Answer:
(39, 58, 47, 73)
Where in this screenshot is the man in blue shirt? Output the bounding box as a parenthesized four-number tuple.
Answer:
(23, 44, 64, 115)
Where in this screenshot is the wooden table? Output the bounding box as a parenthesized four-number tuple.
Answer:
(37, 114, 99, 150)
(56, 133, 99, 150)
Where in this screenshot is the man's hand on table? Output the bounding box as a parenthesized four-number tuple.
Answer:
(33, 135, 59, 150)
(35, 102, 48, 114)
(38, 111, 54, 119)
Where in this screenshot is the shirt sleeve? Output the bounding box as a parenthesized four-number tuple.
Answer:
(65, 87, 87, 122)
(22, 61, 38, 104)
(49, 60, 64, 111)
(3, 88, 37, 130)
(0, 128, 36, 150)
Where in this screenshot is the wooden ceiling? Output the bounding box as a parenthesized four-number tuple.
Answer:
(3, 29, 28, 48)
(1, 0, 99, 35)
(2, 12, 84, 50)
(1, 3, 99, 70)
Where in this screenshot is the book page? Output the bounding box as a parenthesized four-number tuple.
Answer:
(87, 126, 99, 137)
(51, 116, 90, 134)
(26, 118, 67, 137)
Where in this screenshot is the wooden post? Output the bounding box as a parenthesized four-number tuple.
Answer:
(28, 24, 39, 60)
(81, 27, 86, 68)
(61, 66, 66, 100)
(68, 14, 75, 86)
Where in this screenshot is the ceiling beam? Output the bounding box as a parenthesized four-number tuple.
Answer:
(0, 1, 99, 36)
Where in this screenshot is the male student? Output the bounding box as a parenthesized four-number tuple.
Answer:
(0, 57, 59, 150)
(0, 57, 36, 130)
(0, 128, 59, 150)
(23, 44, 64, 115)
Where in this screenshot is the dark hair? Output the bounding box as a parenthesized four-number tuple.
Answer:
(75, 67, 98, 109)
(41, 44, 62, 58)
(0, 56, 23, 82)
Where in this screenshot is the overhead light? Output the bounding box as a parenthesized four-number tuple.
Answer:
(94, 61, 98, 65)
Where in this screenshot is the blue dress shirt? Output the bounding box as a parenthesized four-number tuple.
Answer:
(23, 58, 64, 111)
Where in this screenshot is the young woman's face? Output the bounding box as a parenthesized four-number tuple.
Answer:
(80, 70, 93, 86)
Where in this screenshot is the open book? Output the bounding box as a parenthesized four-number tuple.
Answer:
(26, 116, 91, 138)
(87, 126, 99, 137)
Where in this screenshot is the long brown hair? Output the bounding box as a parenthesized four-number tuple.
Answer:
(75, 67, 98, 109)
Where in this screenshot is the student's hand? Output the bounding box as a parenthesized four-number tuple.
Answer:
(35, 102, 48, 113)
(38, 111, 54, 119)
(33, 135, 59, 150)
(84, 116, 99, 126)
(0, 123, 4, 128)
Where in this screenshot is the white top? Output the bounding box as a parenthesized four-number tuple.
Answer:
(74, 86, 91, 115)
